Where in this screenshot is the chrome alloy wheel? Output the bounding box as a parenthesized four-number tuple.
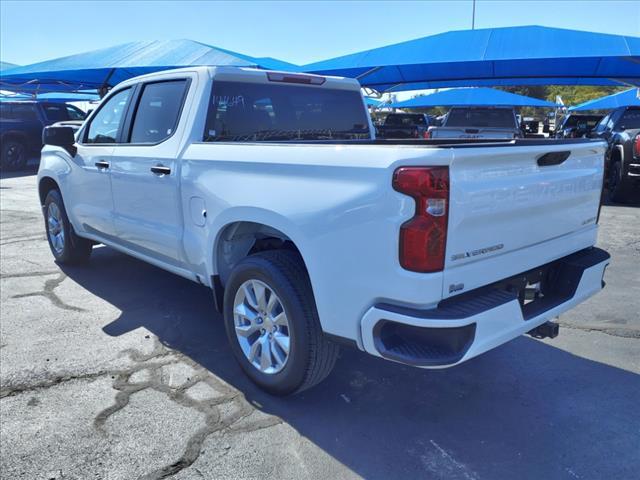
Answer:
(233, 279, 291, 374)
(47, 202, 65, 255)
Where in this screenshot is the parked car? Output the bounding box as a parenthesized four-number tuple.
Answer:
(520, 116, 540, 135)
(0, 100, 86, 170)
(588, 106, 640, 203)
(427, 107, 522, 139)
(39, 67, 609, 395)
(376, 113, 431, 139)
(556, 114, 604, 138)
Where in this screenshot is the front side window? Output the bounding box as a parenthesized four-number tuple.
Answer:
(66, 105, 86, 120)
(204, 81, 370, 142)
(85, 88, 131, 144)
(129, 80, 188, 144)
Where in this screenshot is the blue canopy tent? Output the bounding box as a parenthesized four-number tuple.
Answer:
(0, 39, 298, 94)
(365, 97, 384, 107)
(304, 26, 640, 92)
(389, 87, 559, 108)
(0, 61, 18, 72)
(0, 91, 100, 103)
(569, 88, 640, 111)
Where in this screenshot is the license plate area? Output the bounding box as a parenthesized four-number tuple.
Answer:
(492, 265, 559, 319)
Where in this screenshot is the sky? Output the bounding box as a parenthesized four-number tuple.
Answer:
(1, 0, 639, 67)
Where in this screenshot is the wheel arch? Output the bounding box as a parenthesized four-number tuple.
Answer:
(213, 219, 310, 288)
(38, 176, 61, 206)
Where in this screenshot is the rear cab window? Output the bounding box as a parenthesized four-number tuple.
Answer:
(203, 81, 370, 142)
(384, 114, 427, 126)
(445, 108, 517, 128)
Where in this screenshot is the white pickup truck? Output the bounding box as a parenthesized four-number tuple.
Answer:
(38, 66, 610, 395)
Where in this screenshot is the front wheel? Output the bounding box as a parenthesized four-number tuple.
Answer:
(223, 250, 338, 395)
(44, 189, 93, 264)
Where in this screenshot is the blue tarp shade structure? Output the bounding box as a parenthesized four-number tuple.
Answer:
(304, 26, 640, 92)
(389, 87, 559, 108)
(0, 61, 18, 72)
(569, 88, 640, 111)
(0, 91, 100, 102)
(365, 97, 383, 107)
(0, 39, 298, 94)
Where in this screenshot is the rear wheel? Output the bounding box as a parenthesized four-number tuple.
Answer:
(223, 250, 338, 395)
(1, 138, 28, 171)
(44, 189, 93, 264)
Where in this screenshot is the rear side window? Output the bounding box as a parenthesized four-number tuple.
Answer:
(1, 104, 39, 121)
(204, 81, 370, 141)
(85, 88, 131, 144)
(446, 108, 516, 128)
(617, 109, 640, 130)
(129, 80, 188, 144)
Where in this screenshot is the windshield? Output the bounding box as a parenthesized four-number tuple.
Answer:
(204, 81, 370, 142)
(445, 108, 516, 128)
(384, 114, 427, 126)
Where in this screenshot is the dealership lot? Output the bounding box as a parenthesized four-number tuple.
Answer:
(0, 169, 638, 480)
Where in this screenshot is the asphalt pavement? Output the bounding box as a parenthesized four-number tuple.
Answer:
(1, 167, 638, 480)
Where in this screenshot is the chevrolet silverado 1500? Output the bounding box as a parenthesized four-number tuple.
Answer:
(38, 67, 610, 395)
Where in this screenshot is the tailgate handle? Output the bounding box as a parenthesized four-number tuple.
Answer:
(537, 151, 571, 167)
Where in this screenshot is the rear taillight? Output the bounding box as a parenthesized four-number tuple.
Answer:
(423, 130, 431, 139)
(633, 134, 640, 158)
(392, 167, 449, 272)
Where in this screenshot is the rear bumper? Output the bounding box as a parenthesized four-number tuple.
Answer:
(361, 247, 610, 368)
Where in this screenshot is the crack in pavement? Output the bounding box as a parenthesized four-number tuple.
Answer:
(0, 370, 114, 399)
(93, 341, 283, 480)
(10, 272, 86, 312)
(1, 234, 46, 246)
(1, 339, 283, 479)
(558, 322, 640, 339)
(1, 270, 59, 279)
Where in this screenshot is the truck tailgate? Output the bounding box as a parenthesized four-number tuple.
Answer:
(443, 141, 605, 296)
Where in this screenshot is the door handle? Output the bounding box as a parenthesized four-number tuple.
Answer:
(95, 160, 110, 169)
(150, 165, 171, 176)
(537, 151, 571, 167)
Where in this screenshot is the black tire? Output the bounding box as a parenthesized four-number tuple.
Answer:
(608, 160, 635, 204)
(44, 189, 93, 264)
(1, 138, 28, 171)
(223, 250, 338, 395)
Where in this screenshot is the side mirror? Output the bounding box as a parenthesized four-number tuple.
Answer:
(43, 126, 77, 156)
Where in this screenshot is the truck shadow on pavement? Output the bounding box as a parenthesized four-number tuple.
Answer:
(61, 246, 640, 480)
